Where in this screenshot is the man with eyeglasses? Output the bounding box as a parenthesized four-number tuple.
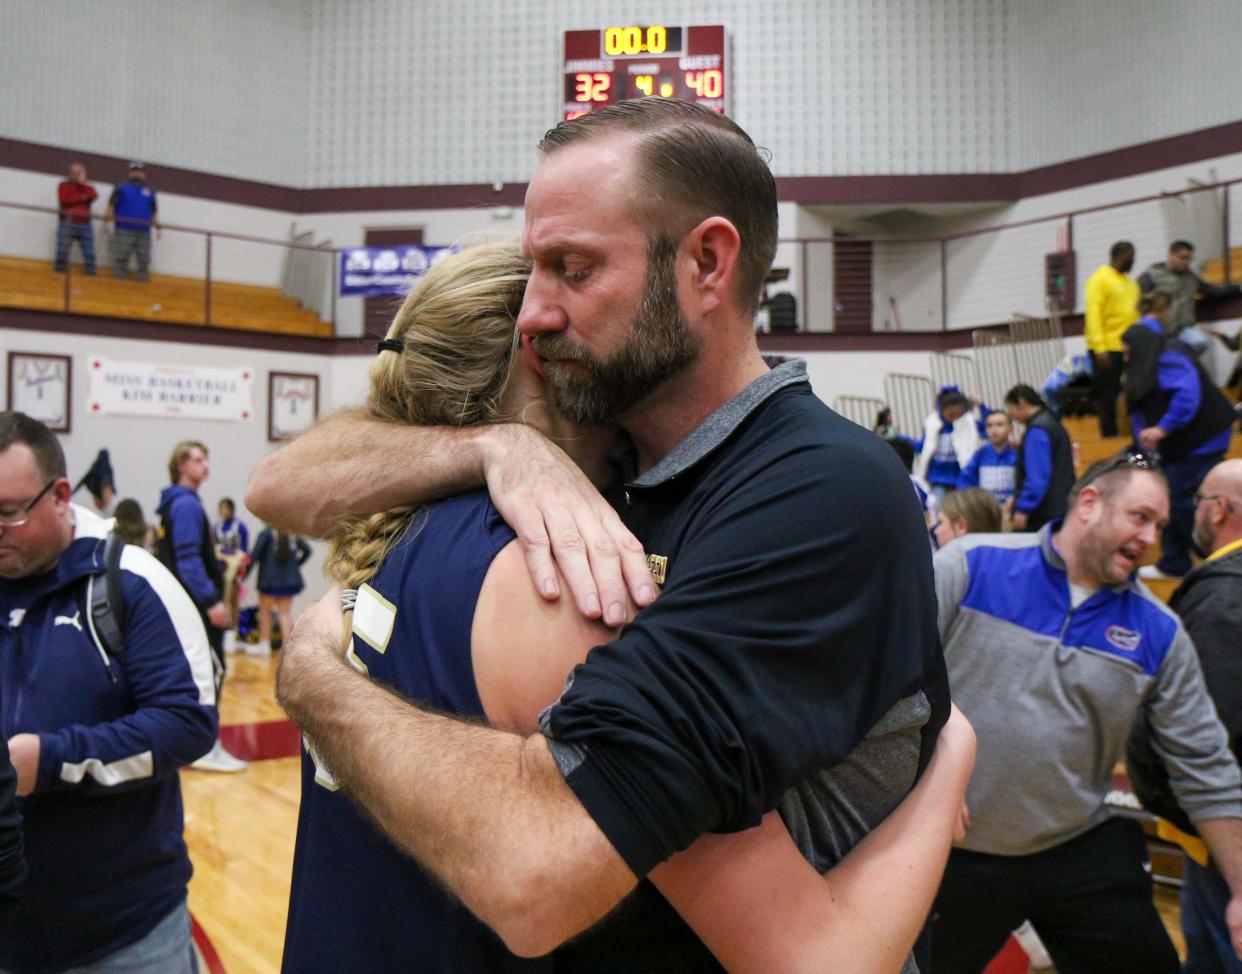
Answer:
(1133, 458, 1242, 973)
(0, 412, 217, 973)
(928, 453, 1242, 974)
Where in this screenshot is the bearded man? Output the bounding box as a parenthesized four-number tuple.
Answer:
(251, 98, 947, 968)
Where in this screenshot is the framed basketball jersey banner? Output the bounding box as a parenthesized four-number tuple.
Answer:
(269, 371, 320, 442)
(7, 352, 72, 432)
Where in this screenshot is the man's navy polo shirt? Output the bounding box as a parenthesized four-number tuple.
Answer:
(541, 360, 949, 877)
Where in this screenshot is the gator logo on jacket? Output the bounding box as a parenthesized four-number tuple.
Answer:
(1105, 625, 1142, 653)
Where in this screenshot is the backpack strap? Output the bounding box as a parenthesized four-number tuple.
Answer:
(89, 531, 127, 665)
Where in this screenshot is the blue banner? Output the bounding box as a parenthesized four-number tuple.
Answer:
(339, 244, 455, 297)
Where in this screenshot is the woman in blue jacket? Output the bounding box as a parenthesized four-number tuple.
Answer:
(1125, 294, 1236, 578)
(245, 527, 311, 654)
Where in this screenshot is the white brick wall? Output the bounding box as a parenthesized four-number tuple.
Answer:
(4, 0, 1238, 186)
(0, 0, 308, 185)
(1008, 0, 1242, 168)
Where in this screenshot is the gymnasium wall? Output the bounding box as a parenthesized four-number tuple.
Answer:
(303, 0, 1012, 186)
(7, 1, 1239, 187)
(0, 325, 350, 613)
(0, 0, 307, 185)
(1007, 0, 1242, 169)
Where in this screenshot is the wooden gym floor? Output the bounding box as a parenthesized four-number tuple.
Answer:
(183, 654, 299, 974)
(186, 653, 1187, 974)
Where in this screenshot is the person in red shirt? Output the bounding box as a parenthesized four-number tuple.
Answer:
(54, 162, 98, 275)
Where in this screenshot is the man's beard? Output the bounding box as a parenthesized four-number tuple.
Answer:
(1076, 531, 1130, 586)
(1191, 511, 1215, 560)
(532, 236, 701, 425)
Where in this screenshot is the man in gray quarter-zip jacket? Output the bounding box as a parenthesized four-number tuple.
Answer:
(927, 455, 1242, 974)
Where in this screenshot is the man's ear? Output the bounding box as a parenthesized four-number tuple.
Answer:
(681, 216, 741, 316)
(50, 477, 73, 514)
(1074, 485, 1102, 523)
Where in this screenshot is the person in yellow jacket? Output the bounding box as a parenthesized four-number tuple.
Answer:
(1084, 240, 1140, 436)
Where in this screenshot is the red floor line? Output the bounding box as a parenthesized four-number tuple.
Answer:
(191, 914, 228, 974)
(983, 936, 1029, 974)
(219, 718, 301, 761)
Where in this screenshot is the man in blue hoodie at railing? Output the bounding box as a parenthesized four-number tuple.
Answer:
(0, 412, 216, 972)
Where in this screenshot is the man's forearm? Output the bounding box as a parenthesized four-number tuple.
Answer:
(277, 638, 635, 955)
(1199, 818, 1242, 893)
(246, 410, 490, 536)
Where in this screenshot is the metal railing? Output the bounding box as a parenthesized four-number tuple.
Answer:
(832, 395, 886, 431)
(782, 174, 1240, 334)
(884, 374, 934, 440)
(6, 168, 1241, 338)
(929, 352, 979, 399)
(0, 200, 337, 333)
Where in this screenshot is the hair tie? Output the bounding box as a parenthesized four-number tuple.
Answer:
(376, 338, 404, 354)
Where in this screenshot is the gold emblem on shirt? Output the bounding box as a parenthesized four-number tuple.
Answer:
(647, 554, 668, 586)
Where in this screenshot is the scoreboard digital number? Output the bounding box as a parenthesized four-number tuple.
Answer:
(562, 24, 728, 121)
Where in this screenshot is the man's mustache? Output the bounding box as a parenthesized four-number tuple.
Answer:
(530, 335, 596, 364)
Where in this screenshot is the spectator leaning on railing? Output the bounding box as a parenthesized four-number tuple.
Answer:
(53, 162, 97, 276)
(105, 162, 161, 282)
(1138, 240, 1242, 353)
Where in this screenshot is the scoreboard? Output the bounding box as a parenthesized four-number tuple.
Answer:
(562, 25, 728, 121)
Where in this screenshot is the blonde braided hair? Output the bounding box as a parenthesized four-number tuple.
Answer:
(325, 240, 531, 590)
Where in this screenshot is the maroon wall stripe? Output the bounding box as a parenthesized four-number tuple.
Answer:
(776, 173, 1020, 204)
(298, 183, 528, 212)
(1018, 120, 1242, 198)
(0, 137, 302, 212)
(6, 119, 1242, 214)
(0, 306, 365, 356)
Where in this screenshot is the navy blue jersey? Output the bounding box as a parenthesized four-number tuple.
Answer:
(283, 492, 547, 974)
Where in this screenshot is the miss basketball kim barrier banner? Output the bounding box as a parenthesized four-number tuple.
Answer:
(88, 357, 254, 422)
(339, 244, 455, 297)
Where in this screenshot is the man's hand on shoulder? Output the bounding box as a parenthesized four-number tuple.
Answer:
(7, 735, 39, 796)
(478, 424, 654, 626)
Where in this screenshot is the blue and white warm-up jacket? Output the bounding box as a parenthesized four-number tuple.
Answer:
(0, 505, 217, 972)
(935, 526, 1242, 858)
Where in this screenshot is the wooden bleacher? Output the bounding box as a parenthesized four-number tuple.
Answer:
(1199, 245, 1242, 284)
(0, 255, 331, 337)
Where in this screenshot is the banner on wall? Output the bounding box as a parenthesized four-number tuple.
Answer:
(338, 244, 455, 297)
(88, 358, 254, 422)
